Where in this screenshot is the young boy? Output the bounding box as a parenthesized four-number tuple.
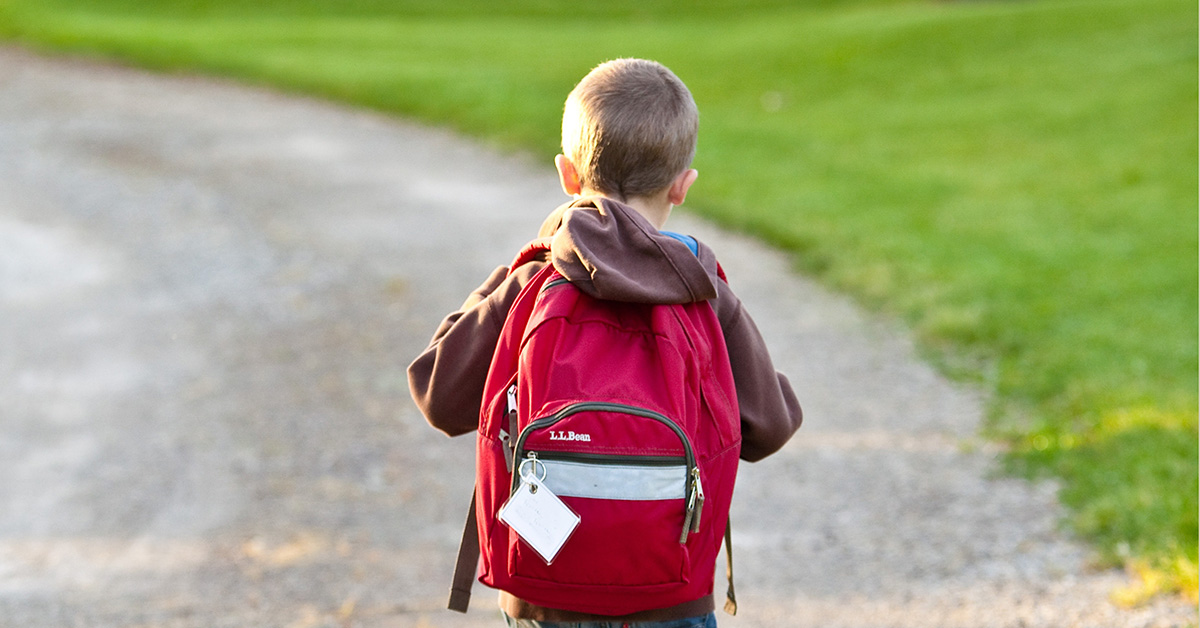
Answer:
(408, 58, 802, 627)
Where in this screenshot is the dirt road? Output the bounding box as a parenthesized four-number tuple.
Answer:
(0, 47, 1193, 627)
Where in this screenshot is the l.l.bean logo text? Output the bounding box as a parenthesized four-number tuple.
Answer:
(548, 430, 592, 442)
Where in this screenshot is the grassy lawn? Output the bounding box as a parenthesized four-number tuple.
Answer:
(2, 0, 1195, 601)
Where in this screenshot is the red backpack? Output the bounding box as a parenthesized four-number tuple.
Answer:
(449, 239, 741, 616)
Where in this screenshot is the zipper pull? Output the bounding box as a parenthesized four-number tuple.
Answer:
(506, 384, 518, 415)
(680, 505, 694, 544)
(690, 469, 705, 533)
(680, 468, 702, 544)
(518, 452, 543, 493)
(500, 429, 514, 473)
(501, 384, 518, 473)
(680, 469, 705, 543)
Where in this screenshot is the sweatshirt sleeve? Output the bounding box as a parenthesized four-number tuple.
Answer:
(713, 281, 803, 462)
(407, 263, 541, 437)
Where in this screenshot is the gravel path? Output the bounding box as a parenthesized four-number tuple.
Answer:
(0, 47, 1194, 628)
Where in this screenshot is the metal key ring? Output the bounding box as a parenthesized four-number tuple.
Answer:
(517, 457, 547, 484)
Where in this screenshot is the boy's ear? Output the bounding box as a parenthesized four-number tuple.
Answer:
(667, 169, 699, 206)
(555, 154, 583, 197)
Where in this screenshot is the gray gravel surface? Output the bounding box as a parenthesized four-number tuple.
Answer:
(1, 47, 1195, 628)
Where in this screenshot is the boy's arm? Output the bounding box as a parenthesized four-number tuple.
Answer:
(407, 263, 543, 437)
(715, 283, 804, 462)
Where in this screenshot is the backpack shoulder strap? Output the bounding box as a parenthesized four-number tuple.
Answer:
(724, 518, 738, 615)
(508, 238, 553, 275)
(448, 487, 479, 613)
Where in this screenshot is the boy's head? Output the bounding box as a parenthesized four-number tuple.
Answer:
(560, 59, 698, 201)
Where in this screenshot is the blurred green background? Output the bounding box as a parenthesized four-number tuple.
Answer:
(2, 0, 1195, 601)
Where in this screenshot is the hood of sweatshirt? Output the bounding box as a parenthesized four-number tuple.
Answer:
(535, 197, 721, 305)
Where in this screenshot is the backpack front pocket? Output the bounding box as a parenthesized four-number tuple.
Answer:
(505, 403, 701, 587)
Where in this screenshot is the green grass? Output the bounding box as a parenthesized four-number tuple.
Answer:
(2, 0, 1195, 600)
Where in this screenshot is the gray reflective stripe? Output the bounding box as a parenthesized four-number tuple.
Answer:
(539, 459, 686, 500)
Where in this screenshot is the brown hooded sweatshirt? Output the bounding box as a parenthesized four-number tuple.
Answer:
(407, 197, 802, 622)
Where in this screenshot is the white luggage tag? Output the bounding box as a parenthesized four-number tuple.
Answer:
(499, 456, 580, 564)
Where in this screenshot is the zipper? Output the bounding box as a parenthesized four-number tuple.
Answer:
(541, 277, 571, 292)
(511, 401, 702, 544)
(533, 451, 687, 467)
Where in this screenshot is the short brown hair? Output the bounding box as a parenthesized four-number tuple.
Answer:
(562, 59, 699, 199)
